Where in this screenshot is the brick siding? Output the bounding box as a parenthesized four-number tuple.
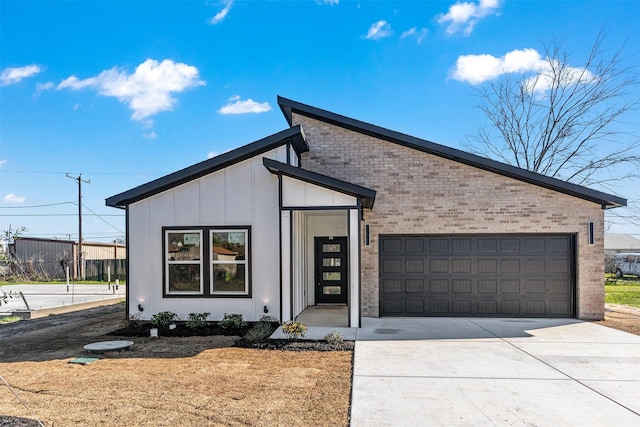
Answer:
(293, 113, 605, 320)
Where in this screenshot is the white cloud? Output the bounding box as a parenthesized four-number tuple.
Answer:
(143, 131, 158, 139)
(317, 0, 339, 5)
(207, 0, 233, 25)
(450, 48, 594, 94)
(437, 0, 501, 36)
(1, 65, 41, 86)
(57, 59, 204, 121)
(218, 96, 272, 115)
(364, 20, 393, 40)
(401, 27, 428, 44)
(4, 193, 26, 204)
(0, 160, 7, 168)
(450, 48, 544, 84)
(36, 81, 54, 93)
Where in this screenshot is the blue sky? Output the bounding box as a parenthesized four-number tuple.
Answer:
(1, 0, 639, 243)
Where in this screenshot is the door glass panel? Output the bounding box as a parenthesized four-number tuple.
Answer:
(323, 258, 341, 267)
(323, 272, 341, 281)
(322, 244, 341, 253)
(323, 286, 342, 295)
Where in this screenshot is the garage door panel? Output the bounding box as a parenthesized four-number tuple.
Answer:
(500, 279, 521, 293)
(405, 279, 424, 293)
(478, 280, 498, 294)
(382, 259, 403, 274)
(429, 259, 449, 273)
(379, 234, 575, 317)
(452, 259, 472, 273)
(478, 259, 498, 273)
(405, 259, 424, 273)
(382, 279, 402, 293)
(430, 279, 449, 293)
(500, 259, 521, 274)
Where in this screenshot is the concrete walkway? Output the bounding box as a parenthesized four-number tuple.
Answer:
(351, 317, 640, 426)
(1, 284, 125, 318)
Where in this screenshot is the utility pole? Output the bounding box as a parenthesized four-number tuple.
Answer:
(66, 173, 90, 279)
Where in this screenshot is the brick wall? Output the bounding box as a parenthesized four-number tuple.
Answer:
(293, 113, 605, 320)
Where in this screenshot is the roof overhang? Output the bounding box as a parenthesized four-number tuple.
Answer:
(263, 158, 377, 209)
(106, 126, 308, 209)
(278, 96, 627, 209)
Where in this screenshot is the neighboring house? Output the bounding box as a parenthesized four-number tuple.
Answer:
(106, 97, 626, 324)
(604, 233, 640, 255)
(9, 237, 126, 280)
(604, 233, 640, 273)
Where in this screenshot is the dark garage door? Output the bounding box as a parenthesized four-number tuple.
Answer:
(379, 235, 575, 317)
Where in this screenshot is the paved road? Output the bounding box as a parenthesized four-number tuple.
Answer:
(1, 283, 125, 315)
(351, 317, 640, 426)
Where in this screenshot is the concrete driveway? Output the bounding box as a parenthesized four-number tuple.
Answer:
(351, 317, 640, 426)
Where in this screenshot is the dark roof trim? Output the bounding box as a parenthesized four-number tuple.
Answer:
(278, 96, 627, 209)
(106, 126, 308, 208)
(263, 158, 377, 209)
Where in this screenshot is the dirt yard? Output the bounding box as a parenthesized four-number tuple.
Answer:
(596, 303, 640, 336)
(0, 305, 352, 426)
(1, 303, 639, 426)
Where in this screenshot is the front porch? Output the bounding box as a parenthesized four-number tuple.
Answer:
(264, 158, 376, 328)
(270, 304, 357, 340)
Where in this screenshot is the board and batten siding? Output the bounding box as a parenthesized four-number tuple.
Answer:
(127, 146, 287, 321)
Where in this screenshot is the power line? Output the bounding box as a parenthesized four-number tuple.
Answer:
(0, 201, 76, 209)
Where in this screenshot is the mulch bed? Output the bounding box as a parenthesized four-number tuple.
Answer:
(107, 321, 354, 351)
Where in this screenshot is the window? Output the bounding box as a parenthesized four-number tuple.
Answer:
(211, 230, 248, 295)
(165, 230, 203, 294)
(163, 227, 250, 297)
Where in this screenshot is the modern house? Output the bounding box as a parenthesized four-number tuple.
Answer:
(106, 97, 626, 325)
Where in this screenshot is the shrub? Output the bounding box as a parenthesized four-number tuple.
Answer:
(186, 312, 210, 329)
(151, 311, 179, 329)
(259, 314, 279, 323)
(324, 331, 344, 345)
(218, 313, 247, 329)
(244, 322, 277, 343)
(281, 320, 307, 340)
(122, 312, 144, 329)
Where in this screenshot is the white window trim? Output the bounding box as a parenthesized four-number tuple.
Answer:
(165, 229, 204, 295)
(210, 229, 249, 295)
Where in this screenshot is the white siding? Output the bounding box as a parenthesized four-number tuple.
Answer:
(282, 176, 357, 207)
(127, 149, 281, 321)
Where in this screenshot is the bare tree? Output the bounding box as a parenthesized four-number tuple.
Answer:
(468, 32, 640, 188)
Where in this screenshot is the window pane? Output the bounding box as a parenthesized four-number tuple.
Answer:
(167, 232, 201, 261)
(323, 258, 341, 267)
(168, 264, 201, 292)
(323, 272, 341, 281)
(322, 244, 341, 253)
(213, 232, 246, 260)
(213, 264, 246, 293)
(323, 286, 342, 295)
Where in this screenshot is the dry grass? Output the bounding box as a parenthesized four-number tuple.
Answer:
(0, 305, 352, 427)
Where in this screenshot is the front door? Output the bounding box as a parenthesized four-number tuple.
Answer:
(315, 237, 348, 304)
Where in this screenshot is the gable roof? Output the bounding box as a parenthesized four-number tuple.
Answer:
(106, 126, 308, 209)
(278, 96, 627, 209)
(263, 158, 377, 209)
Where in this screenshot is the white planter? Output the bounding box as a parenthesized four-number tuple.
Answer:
(150, 328, 159, 337)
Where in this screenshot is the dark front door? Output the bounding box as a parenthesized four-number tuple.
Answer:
(315, 237, 348, 304)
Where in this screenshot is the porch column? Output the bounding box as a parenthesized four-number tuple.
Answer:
(281, 209, 292, 322)
(349, 208, 360, 327)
